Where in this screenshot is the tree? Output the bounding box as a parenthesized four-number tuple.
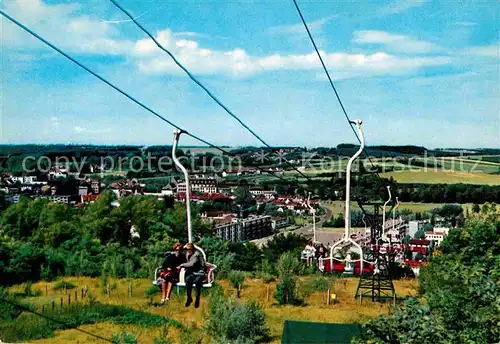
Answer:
(163, 203, 209, 241)
(228, 270, 245, 298)
(471, 203, 480, 213)
(262, 233, 307, 263)
(414, 229, 425, 239)
(402, 234, 411, 244)
(234, 183, 254, 212)
(481, 203, 490, 214)
(431, 204, 464, 219)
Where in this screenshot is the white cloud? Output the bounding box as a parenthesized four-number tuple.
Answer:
(73, 126, 86, 133)
(353, 30, 440, 54)
(134, 31, 450, 79)
(73, 125, 111, 134)
(0, 0, 451, 81)
(267, 15, 336, 35)
(379, 0, 428, 15)
(315, 54, 450, 80)
(465, 44, 499, 59)
(1, 0, 133, 55)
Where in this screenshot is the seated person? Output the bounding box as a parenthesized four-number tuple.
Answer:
(303, 240, 316, 266)
(178, 243, 206, 308)
(160, 242, 186, 304)
(317, 243, 327, 259)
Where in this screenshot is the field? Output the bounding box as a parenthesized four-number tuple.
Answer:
(281, 155, 500, 185)
(381, 170, 500, 185)
(6, 276, 418, 344)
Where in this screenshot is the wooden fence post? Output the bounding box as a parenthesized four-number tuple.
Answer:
(75, 290, 77, 301)
(45, 285, 48, 297)
(266, 285, 270, 301)
(327, 288, 330, 305)
(52, 300, 55, 310)
(68, 294, 71, 305)
(81, 288, 84, 299)
(60, 297, 63, 308)
(41, 305, 45, 313)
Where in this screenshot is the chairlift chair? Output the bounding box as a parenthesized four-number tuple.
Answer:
(153, 244, 217, 288)
(152, 129, 217, 289)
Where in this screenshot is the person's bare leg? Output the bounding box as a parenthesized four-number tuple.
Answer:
(161, 282, 167, 303)
(166, 282, 173, 300)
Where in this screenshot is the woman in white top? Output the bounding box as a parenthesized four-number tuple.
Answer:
(304, 240, 316, 266)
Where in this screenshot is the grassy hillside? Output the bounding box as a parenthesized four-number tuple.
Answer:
(7, 276, 417, 344)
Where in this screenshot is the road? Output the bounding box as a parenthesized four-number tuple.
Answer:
(251, 204, 346, 248)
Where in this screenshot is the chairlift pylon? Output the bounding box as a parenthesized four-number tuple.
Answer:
(307, 192, 318, 244)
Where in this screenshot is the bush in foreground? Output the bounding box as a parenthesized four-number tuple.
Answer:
(205, 286, 269, 343)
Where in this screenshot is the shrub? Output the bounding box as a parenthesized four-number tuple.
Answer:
(214, 253, 235, 279)
(256, 258, 276, 282)
(298, 264, 317, 276)
(23, 281, 41, 296)
(228, 270, 245, 297)
(276, 252, 301, 277)
(0, 288, 25, 321)
(206, 286, 269, 343)
(274, 274, 302, 305)
(53, 280, 77, 290)
(112, 332, 138, 344)
(256, 272, 275, 283)
(260, 258, 275, 275)
(153, 327, 172, 344)
(303, 276, 335, 294)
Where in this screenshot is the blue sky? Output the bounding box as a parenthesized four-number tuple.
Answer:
(1, 0, 498, 148)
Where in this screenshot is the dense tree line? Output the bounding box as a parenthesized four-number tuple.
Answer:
(397, 183, 500, 204)
(0, 193, 309, 286)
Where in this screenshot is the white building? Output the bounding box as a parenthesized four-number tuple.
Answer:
(176, 178, 218, 195)
(425, 227, 450, 246)
(249, 188, 275, 199)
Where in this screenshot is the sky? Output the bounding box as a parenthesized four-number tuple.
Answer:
(0, 0, 499, 148)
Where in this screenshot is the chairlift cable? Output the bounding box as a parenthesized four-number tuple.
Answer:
(109, 0, 314, 182)
(291, 0, 383, 179)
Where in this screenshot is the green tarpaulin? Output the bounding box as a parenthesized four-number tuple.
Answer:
(281, 320, 365, 344)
